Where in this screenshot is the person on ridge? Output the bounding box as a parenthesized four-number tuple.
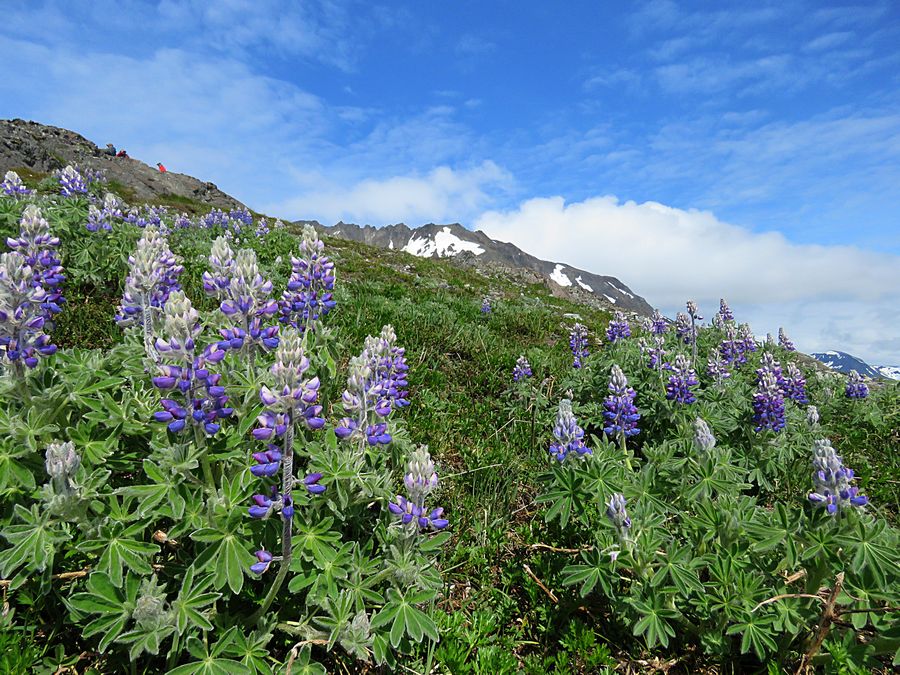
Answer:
(156, 162, 167, 173)
(103, 143, 117, 156)
(116, 149, 128, 158)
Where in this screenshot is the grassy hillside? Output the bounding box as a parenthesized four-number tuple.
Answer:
(0, 168, 898, 674)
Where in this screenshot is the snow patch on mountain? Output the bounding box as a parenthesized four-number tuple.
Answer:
(811, 351, 882, 379)
(575, 275, 593, 292)
(610, 283, 633, 298)
(550, 264, 572, 287)
(402, 226, 484, 257)
(604, 294, 617, 304)
(876, 365, 900, 380)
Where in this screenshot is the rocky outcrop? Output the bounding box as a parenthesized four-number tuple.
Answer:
(0, 119, 245, 211)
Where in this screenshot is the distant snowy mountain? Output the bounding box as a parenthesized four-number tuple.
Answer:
(811, 351, 883, 378)
(300, 220, 654, 314)
(876, 365, 900, 381)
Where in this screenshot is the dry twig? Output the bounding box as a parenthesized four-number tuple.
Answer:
(523, 563, 558, 603)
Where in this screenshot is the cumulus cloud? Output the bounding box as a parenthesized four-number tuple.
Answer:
(269, 161, 513, 225)
(476, 195, 900, 364)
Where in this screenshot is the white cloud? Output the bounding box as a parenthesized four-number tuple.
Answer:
(476, 195, 900, 364)
(269, 161, 513, 225)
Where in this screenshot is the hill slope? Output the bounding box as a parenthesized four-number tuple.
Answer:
(0, 118, 245, 211)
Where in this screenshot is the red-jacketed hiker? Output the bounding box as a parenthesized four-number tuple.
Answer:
(156, 163, 167, 173)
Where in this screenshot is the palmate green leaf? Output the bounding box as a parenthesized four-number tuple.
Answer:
(172, 565, 221, 634)
(191, 526, 254, 595)
(747, 502, 802, 569)
(536, 464, 587, 528)
(117, 622, 176, 660)
(220, 628, 273, 675)
(68, 571, 140, 652)
(649, 545, 705, 598)
(629, 594, 679, 649)
(65, 421, 119, 465)
(561, 549, 614, 598)
(836, 517, 900, 590)
(371, 588, 439, 649)
(726, 613, 778, 661)
(293, 514, 341, 567)
(166, 636, 252, 675)
(78, 521, 159, 587)
(0, 442, 37, 493)
(0, 504, 70, 580)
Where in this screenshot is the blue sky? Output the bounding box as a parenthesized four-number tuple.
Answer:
(2, 1, 900, 364)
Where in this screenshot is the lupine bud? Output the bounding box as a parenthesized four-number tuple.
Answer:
(606, 311, 631, 343)
(513, 355, 532, 381)
(778, 327, 795, 351)
(806, 405, 819, 427)
(115, 226, 183, 329)
(45, 441, 80, 492)
(693, 417, 716, 454)
(202, 236, 235, 299)
(605, 493, 632, 539)
(845, 370, 869, 399)
(569, 323, 589, 369)
(603, 365, 640, 438)
(549, 399, 590, 461)
(808, 439, 868, 513)
(686, 300, 702, 322)
(665, 353, 699, 404)
(675, 312, 692, 344)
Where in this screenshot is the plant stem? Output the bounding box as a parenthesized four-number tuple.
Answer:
(252, 411, 295, 623)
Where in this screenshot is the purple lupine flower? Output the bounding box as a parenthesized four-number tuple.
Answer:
(569, 323, 589, 369)
(2, 171, 32, 198)
(756, 352, 786, 393)
(7, 206, 65, 322)
(255, 217, 271, 237)
(665, 353, 699, 404)
(675, 312, 692, 345)
(845, 370, 869, 399)
(229, 208, 253, 231)
(198, 208, 230, 229)
(0, 252, 57, 369)
(54, 165, 88, 197)
(738, 324, 757, 357)
(150, 291, 232, 436)
(115, 226, 183, 357)
(86, 205, 109, 232)
(753, 370, 786, 433)
(707, 354, 731, 385)
(174, 213, 192, 229)
(603, 365, 640, 438)
(808, 439, 868, 513)
(606, 311, 631, 343)
(481, 296, 492, 314)
(778, 327, 795, 351)
(549, 399, 590, 462)
(279, 225, 336, 332)
(250, 550, 273, 575)
(649, 309, 667, 335)
(783, 362, 809, 405)
(335, 325, 408, 448)
(388, 446, 449, 531)
(512, 355, 532, 381)
(718, 324, 744, 366)
(718, 298, 734, 323)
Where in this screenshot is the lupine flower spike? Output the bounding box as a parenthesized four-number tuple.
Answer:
(8, 206, 65, 323)
(845, 370, 869, 399)
(606, 311, 631, 343)
(753, 370, 786, 433)
(549, 399, 590, 461)
(665, 353, 699, 404)
(605, 493, 632, 560)
(481, 297, 492, 314)
(603, 365, 641, 442)
(2, 171, 32, 197)
(513, 355, 532, 381)
(569, 323, 589, 369)
(808, 439, 868, 513)
(388, 446, 449, 531)
(0, 252, 58, 372)
(718, 299, 734, 323)
(693, 417, 716, 455)
(279, 225, 336, 332)
(783, 363, 809, 405)
(778, 327, 795, 351)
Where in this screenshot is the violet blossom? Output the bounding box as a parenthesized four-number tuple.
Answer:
(603, 365, 640, 439)
(388, 446, 449, 531)
(606, 311, 631, 343)
(665, 353, 699, 404)
(569, 323, 589, 369)
(278, 225, 336, 332)
(549, 399, 590, 462)
(808, 439, 868, 514)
